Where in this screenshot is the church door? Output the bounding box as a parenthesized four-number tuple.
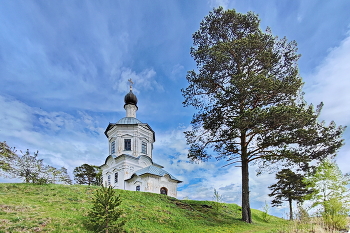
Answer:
(160, 187, 167, 195)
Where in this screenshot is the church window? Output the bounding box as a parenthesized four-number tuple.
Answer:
(111, 141, 115, 154)
(160, 187, 167, 195)
(141, 141, 147, 154)
(124, 139, 131, 151)
(114, 172, 118, 183)
(108, 175, 111, 186)
(136, 185, 140, 191)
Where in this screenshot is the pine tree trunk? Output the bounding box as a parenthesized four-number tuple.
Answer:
(289, 197, 293, 220)
(241, 158, 252, 223)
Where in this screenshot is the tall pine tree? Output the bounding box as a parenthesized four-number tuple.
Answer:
(182, 7, 345, 223)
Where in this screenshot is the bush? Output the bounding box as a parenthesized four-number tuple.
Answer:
(322, 198, 349, 231)
(85, 186, 125, 233)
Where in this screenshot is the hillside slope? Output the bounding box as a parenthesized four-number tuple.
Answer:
(0, 183, 286, 232)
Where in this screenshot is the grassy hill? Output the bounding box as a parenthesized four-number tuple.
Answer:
(0, 183, 288, 232)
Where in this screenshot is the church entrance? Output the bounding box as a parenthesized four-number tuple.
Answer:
(160, 187, 167, 195)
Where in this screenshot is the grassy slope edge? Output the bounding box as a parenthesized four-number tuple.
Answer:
(0, 183, 286, 232)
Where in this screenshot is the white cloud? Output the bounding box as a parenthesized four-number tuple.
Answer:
(169, 64, 185, 81)
(304, 31, 350, 174)
(113, 68, 163, 94)
(0, 95, 106, 178)
(304, 32, 350, 126)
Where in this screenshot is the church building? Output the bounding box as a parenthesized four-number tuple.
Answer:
(100, 83, 182, 198)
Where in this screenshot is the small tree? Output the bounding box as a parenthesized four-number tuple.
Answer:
(86, 186, 125, 233)
(0, 141, 17, 176)
(304, 159, 350, 230)
(74, 164, 100, 185)
(39, 165, 72, 185)
(213, 189, 223, 214)
(2, 144, 71, 185)
(268, 169, 312, 220)
(58, 167, 73, 185)
(92, 165, 103, 186)
(261, 201, 271, 222)
(13, 149, 43, 183)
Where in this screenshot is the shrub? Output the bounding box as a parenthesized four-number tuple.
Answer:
(85, 186, 125, 233)
(322, 198, 349, 231)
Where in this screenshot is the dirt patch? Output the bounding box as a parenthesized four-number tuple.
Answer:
(0, 204, 31, 213)
(174, 201, 195, 211)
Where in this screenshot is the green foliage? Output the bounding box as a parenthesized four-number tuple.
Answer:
(304, 159, 350, 205)
(304, 159, 350, 230)
(0, 141, 17, 175)
(74, 163, 101, 186)
(261, 201, 271, 223)
(85, 186, 125, 232)
(322, 198, 349, 230)
(268, 169, 312, 220)
(1, 145, 72, 185)
(212, 189, 222, 214)
(182, 6, 345, 223)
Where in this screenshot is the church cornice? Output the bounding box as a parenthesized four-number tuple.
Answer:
(101, 154, 154, 168)
(104, 122, 155, 142)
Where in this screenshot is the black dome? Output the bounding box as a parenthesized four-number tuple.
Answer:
(124, 90, 138, 105)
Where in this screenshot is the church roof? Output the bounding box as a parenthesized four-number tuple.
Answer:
(116, 117, 142, 124)
(129, 165, 182, 182)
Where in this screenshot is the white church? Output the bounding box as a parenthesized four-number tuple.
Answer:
(100, 83, 182, 198)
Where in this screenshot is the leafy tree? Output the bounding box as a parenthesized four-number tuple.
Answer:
(304, 159, 350, 230)
(94, 165, 103, 186)
(38, 165, 72, 185)
(85, 186, 125, 233)
(1, 143, 71, 185)
(58, 167, 73, 185)
(268, 169, 312, 220)
(12, 150, 71, 184)
(305, 159, 350, 206)
(182, 7, 345, 223)
(74, 164, 100, 185)
(12, 149, 43, 183)
(0, 141, 17, 175)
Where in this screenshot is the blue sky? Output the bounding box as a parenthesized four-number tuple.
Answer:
(1, 0, 350, 217)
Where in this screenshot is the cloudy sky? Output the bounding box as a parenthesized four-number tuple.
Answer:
(1, 0, 350, 217)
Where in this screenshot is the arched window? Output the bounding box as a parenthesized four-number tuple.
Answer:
(141, 141, 147, 154)
(136, 185, 140, 191)
(124, 139, 131, 151)
(114, 172, 118, 184)
(160, 187, 167, 195)
(111, 141, 115, 154)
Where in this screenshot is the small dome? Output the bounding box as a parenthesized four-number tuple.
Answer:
(116, 117, 142, 124)
(124, 90, 138, 105)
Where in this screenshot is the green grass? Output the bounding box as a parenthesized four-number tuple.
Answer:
(0, 183, 287, 232)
